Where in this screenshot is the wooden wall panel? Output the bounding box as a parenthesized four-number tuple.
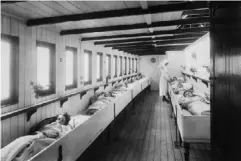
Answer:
(18, 22, 26, 109)
(211, 3, 241, 160)
(1, 14, 140, 148)
(2, 119, 10, 147)
(18, 113, 25, 139)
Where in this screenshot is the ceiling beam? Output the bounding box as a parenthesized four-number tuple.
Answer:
(81, 27, 209, 41)
(131, 52, 165, 55)
(115, 45, 156, 50)
(60, 17, 210, 35)
(140, 0, 153, 33)
(1, 1, 25, 4)
(125, 52, 157, 55)
(115, 44, 190, 51)
(105, 38, 196, 48)
(117, 45, 188, 52)
(94, 33, 203, 45)
(182, 9, 210, 15)
(114, 43, 190, 49)
(120, 47, 187, 53)
(26, 1, 208, 26)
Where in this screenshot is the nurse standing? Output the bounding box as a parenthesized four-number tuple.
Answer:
(158, 59, 171, 102)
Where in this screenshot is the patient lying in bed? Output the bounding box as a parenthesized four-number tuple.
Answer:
(172, 82, 193, 95)
(1, 113, 73, 161)
(136, 74, 144, 80)
(111, 83, 128, 95)
(86, 92, 115, 115)
(178, 90, 210, 115)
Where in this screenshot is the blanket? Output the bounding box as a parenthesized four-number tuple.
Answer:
(187, 101, 210, 115)
(86, 97, 112, 115)
(178, 95, 210, 115)
(1, 133, 54, 161)
(39, 122, 73, 139)
(1, 121, 73, 161)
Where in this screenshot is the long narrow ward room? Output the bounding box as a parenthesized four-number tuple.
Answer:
(1, 1, 241, 161)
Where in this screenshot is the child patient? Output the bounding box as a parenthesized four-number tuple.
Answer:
(179, 90, 210, 107)
(32, 113, 73, 139)
(178, 90, 210, 115)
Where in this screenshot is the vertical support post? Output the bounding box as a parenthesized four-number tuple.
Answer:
(57, 145, 63, 161)
(184, 142, 190, 161)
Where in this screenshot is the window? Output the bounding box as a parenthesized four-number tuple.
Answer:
(84, 50, 92, 85)
(106, 54, 111, 76)
(119, 56, 123, 76)
(135, 58, 137, 73)
(131, 58, 135, 73)
(113, 55, 117, 77)
(65, 47, 77, 90)
(96, 52, 103, 82)
(124, 57, 127, 75)
(128, 58, 131, 74)
(36, 41, 56, 96)
(1, 35, 19, 106)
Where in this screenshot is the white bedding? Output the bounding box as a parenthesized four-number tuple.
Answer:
(1, 114, 92, 161)
(69, 115, 91, 128)
(1, 76, 146, 161)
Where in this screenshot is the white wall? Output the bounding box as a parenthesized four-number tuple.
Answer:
(166, 51, 186, 77)
(140, 55, 166, 91)
(0, 14, 140, 147)
(184, 33, 210, 69)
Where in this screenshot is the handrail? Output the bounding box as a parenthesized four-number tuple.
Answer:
(1, 73, 140, 120)
(181, 72, 210, 83)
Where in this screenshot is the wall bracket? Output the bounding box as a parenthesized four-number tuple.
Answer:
(27, 109, 37, 122)
(94, 86, 99, 93)
(201, 80, 209, 88)
(80, 91, 87, 99)
(60, 98, 68, 107)
(104, 84, 108, 89)
(192, 76, 197, 82)
(112, 81, 117, 86)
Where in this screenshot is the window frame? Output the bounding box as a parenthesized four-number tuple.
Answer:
(132, 58, 134, 74)
(96, 52, 103, 82)
(36, 41, 56, 97)
(135, 58, 138, 73)
(119, 56, 123, 76)
(65, 46, 78, 90)
(128, 57, 131, 74)
(106, 54, 111, 77)
(113, 55, 118, 78)
(124, 57, 127, 75)
(1, 34, 19, 106)
(83, 50, 92, 85)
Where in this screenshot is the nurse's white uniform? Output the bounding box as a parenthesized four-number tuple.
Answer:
(158, 60, 169, 97)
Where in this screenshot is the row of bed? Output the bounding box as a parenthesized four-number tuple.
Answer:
(168, 77, 210, 161)
(1, 75, 151, 161)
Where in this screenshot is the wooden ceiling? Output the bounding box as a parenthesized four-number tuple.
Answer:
(1, 1, 210, 55)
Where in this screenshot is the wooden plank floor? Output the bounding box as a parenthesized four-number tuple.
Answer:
(77, 91, 211, 161)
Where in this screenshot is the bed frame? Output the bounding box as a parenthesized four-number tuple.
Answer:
(128, 82, 142, 98)
(168, 84, 210, 161)
(26, 77, 151, 161)
(29, 102, 115, 161)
